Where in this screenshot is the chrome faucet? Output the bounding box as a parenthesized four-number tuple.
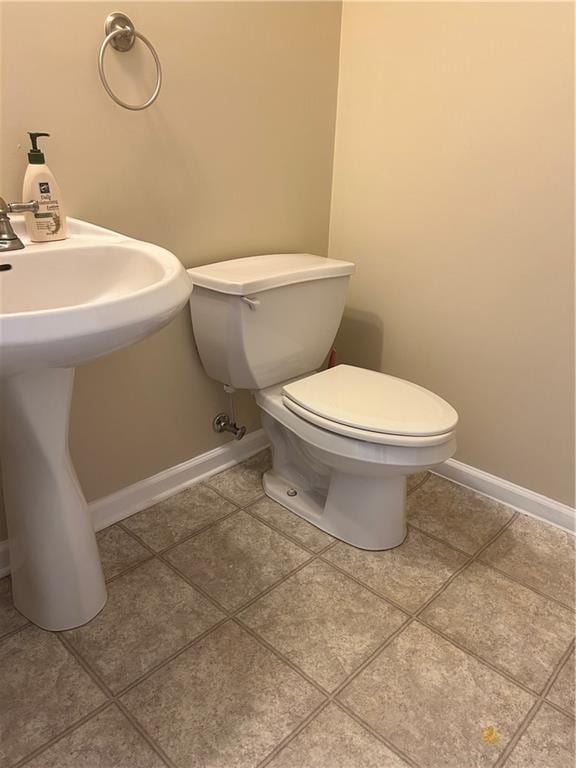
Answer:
(0, 197, 39, 251)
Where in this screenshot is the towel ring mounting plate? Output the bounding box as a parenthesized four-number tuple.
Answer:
(104, 12, 136, 52)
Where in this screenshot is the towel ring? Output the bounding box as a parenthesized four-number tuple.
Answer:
(98, 12, 162, 111)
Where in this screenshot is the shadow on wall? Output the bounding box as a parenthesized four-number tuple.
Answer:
(334, 309, 383, 371)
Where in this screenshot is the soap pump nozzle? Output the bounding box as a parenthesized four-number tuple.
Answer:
(27, 132, 50, 164)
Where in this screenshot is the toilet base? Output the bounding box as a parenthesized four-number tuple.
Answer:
(257, 390, 456, 551)
(263, 468, 407, 551)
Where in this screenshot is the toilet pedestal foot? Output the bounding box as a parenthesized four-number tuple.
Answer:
(324, 471, 407, 549)
(263, 468, 407, 550)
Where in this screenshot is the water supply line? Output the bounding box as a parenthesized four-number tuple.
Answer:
(213, 385, 246, 440)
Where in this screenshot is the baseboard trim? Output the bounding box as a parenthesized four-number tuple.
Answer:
(0, 429, 269, 579)
(89, 429, 269, 532)
(1, 439, 573, 578)
(434, 459, 575, 533)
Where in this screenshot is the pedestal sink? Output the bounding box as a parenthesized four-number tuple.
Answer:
(0, 217, 192, 630)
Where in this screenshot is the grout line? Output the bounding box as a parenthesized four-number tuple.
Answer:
(57, 603, 230, 706)
(227, 551, 320, 616)
(405, 520, 482, 556)
(13, 701, 114, 768)
(317, 549, 424, 616)
(115, 472, 270, 562)
(494, 698, 544, 768)
(114, 615, 232, 699)
(242, 505, 336, 558)
(334, 700, 423, 768)
(494, 640, 576, 768)
(103, 553, 156, 585)
(114, 699, 177, 768)
(406, 471, 431, 497)
(415, 617, 542, 699)
(256, 699, 331, 768)
(118, 505, 241, 557)
(232, 616, 330, 698)
(57, 632, 115, 699)
(405, 512, 518, 622)
(208, 483, 267, 509)
(408, 515, 576, 614)
(539, 639, 576, 701)
(157, 551, 235, 615)
(330, 615, 416, 700)
(541, 697, 576, 722)
(320, 513, 531, 724)
(105, 526, 326, 701)
(473, 559, 576, 615)
(0, 621, 30, 644)
(248, 613, 418, 768)
(109, 536, 227, 618)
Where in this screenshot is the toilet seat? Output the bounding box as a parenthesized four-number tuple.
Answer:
(282, 365, 458, 447)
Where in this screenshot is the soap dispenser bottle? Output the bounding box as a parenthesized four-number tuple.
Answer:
(22, 132, 67, 242)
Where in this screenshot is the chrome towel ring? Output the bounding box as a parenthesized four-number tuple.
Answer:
(98, 12, 162, 111)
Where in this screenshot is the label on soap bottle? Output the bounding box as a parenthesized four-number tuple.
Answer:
(34, 180, 63, 236)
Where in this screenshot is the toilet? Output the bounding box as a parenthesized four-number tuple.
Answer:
(188, 254, 457, 550)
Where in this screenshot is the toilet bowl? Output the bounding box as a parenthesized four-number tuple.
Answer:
(187, 253, 458, 550)
(256, 366, 456, 549)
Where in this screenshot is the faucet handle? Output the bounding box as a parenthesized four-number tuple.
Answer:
(0, 197, 39, 252)
(6, 200, 39, 214)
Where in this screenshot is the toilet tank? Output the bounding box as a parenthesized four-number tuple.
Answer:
(188, 254, 355, 389)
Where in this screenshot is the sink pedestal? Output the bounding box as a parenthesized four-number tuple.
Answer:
(1, 367, 107, 630)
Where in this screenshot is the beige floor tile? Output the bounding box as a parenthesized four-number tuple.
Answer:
(247, 496, 334, 552)
(324, 527, 468, 612)
(339, 622, 534, 768)
(65, 559, 224, 692)
(24, 705, 165, 768)
(506, 704, 575, 768)
(240, 560, 407, 690)
(407, 471, 429, 494)
(0, 576, 27, 638)
(122, 621, 324, 768)
(166, 511, 310, 610)
(407, 475, 514, 553)
(123, 484, 237, 551)
(207, 449, 271, 505)
(421, 562, 575, 690)
(96, 525, 151, 580)
(0, 625, 106, 767)
(480, 515, 575, 608)
(267, 703, 409, 768)
(547, 650, 575, 714)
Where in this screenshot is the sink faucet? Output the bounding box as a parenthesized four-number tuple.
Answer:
(0, 197, 39, 251)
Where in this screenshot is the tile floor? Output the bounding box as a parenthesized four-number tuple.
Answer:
(0, 450, 574, 768)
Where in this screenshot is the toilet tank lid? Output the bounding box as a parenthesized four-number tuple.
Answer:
(187, 254, 355, 295)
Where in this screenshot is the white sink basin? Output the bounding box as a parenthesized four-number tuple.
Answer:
(0, 218, 192, 630)
(1, 217, 191, 374)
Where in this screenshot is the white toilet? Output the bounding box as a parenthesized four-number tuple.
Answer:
(188, 254, 457, 550)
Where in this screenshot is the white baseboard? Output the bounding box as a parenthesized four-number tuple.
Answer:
(1, 437, 573, 578)
(89, 428, 269, 532)
(0, 429, 269, 579)
(434, 459, 575, 533)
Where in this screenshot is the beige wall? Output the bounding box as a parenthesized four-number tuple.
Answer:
(330, 2, 575, 504)
(0, 1, 342, 538)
